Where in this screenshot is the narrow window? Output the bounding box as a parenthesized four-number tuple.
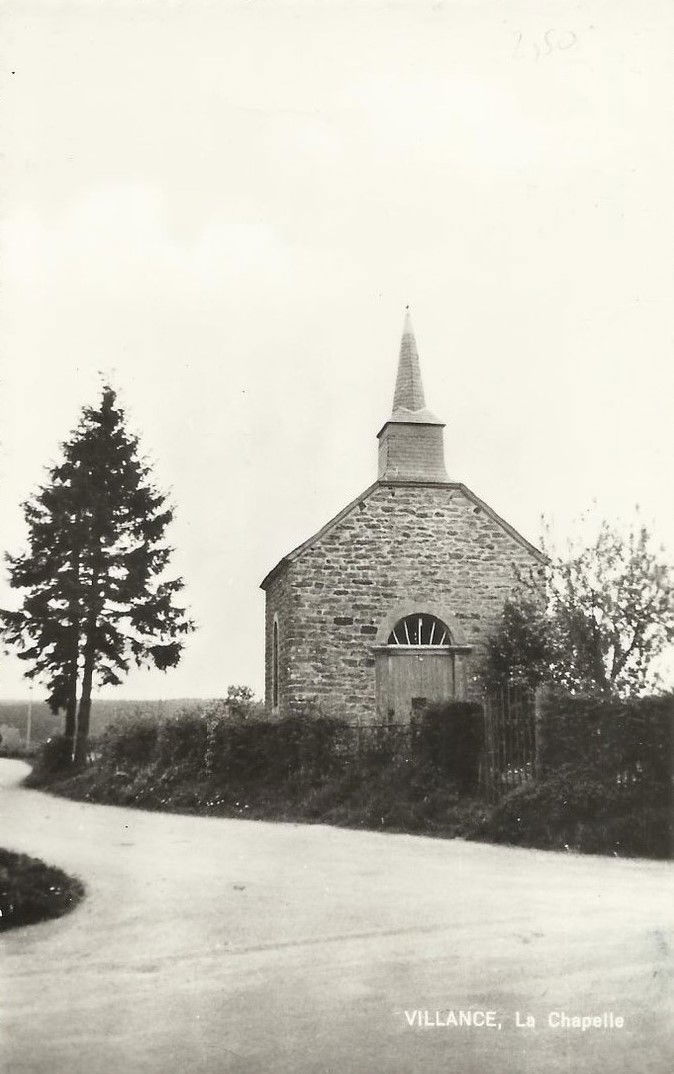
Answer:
(272, 619, 279, 709)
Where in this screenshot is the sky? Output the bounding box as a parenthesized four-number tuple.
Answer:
(1, 0, 673, 701)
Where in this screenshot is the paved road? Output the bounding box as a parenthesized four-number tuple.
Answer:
(1, 759, 672, 1074)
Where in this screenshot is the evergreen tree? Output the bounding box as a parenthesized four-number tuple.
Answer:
(1, 386, 194, 763)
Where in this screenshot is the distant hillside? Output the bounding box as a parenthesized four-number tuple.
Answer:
(0, 698, 216, 746)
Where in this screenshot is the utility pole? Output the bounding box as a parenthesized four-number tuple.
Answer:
(26, 685, 33, 749)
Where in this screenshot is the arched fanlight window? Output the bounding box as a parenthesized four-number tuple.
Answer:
(272, 618, 279, 708)
(387, 613, 452, 647)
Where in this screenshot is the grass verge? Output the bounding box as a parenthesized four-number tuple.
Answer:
(26, 751, 671, 858)
(27, 757, 490, 839)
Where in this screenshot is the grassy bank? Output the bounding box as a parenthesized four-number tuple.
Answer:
(31, 759, 671, 857)
(28, 752, 490, 838)
(476, 766, 671, 859)
(0, 848, 84, 932)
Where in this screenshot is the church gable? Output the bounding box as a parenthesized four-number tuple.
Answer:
(261, 479, 542, 591)
(300, 482, 542, 571)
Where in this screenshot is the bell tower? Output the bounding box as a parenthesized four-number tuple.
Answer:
(377, 310, 449, 482)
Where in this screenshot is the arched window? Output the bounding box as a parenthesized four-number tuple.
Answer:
(387, 613, 452, 647)
(272, 618, 279, 709)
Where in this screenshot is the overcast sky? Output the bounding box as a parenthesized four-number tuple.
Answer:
(1, 0, 673, 701)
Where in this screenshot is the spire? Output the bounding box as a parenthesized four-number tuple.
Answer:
(376, 308, 448, 482)
(392, 308, 426, 414)
(387, 308, 440, 425)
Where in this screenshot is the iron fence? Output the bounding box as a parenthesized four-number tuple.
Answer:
(342, 691, 538, 803)
(482, 683, 537, 801)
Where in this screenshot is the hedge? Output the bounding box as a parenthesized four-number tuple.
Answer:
(30, 702, 488, 789)
(481, 763, 671, 858)
(537, 692, 673, 803)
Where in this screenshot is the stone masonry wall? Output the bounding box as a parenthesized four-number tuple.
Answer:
(264, 482, 541, 723)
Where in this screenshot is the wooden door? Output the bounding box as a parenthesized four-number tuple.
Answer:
(375, 650, 455, 722)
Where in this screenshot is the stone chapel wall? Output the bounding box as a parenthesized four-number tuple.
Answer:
(264, 482, 540, 723)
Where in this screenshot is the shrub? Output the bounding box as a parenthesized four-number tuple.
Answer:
(224, 685, 265, 721)
(98, 715, 159, 769)
(31, 735, 74, 776)
(155, 710, 208, 771)
(0, 724, 23, 752)
(207, 711, 348, 784)
(538, 693, 673, 801)
(300, 756, 487, 834)
(0, 848, 84, 930)
(419, 702, 485, 792)
(481, 763, 671, 858)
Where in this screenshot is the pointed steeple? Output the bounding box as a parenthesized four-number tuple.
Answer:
(392, 309, 426, 413)
(377, 309, 448, 482)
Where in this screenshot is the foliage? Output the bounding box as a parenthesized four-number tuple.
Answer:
(419, 702, 484, 792)
(224, 684, 265, 720)
(30, 735, 77, 776)
(0, 724, 23, 752)
(195, 711, 348, 783)
(155, 711, 209, 770)
(97, 716, 159, 770)
(483, 513, 674, 697)
(482, 595, 552, 692)
(0, 848, 85, 931)
(83, 703, 484, 790)
(300, 759, 489, 835)
(479, 765, 671, 859)
(1, 386, 194, 763)
(537, 692, 672, 791)
(480, 692, 673, 858)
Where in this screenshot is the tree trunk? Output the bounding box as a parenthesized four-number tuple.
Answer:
(74, 546, 99, 766)
(74, 627, 95, 766)
(64, 630, 79, 761)
(64, 689, 77, 761)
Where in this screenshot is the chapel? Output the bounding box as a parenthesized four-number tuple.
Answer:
(261, 312, 543, 724)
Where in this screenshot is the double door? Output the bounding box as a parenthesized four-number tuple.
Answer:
(375, 648, 457, 722)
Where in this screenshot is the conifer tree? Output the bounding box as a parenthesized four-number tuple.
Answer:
(1, 386, 194, 763)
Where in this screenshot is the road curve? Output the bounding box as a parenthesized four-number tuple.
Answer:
(1, 758, 672, 1074)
